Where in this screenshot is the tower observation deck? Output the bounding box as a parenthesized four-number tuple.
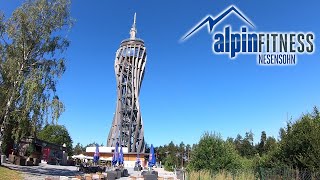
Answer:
(107, 13, 146, 153)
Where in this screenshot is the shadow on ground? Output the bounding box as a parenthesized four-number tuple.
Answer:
(3, 163, 83, 177)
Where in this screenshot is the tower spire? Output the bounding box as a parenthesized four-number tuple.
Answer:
(130, 13, 137, 39)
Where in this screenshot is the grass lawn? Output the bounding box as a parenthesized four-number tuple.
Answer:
(0, 166, 22, 180)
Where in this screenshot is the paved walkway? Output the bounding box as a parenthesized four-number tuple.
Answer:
(3, 162, 82, 180)
(3, 163, 178, 180)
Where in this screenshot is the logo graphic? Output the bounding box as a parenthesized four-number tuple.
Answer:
(181, 5, 315, 66)
(182, 6, 254, 41)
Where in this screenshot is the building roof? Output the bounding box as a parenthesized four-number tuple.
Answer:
(86, 146, 128, 153)
(20, 136, 66, 150)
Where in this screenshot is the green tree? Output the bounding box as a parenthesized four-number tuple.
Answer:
(156, 145, 165, 164)
(243, 131, 256, 157)
(234, 134, 243, 154)
(145, 143, 150, 153)
(155, 141, 192, 170)
(279, 127, 286, 140)
(160, 141, 179, 169)
(258, 131, 267, 155)
(226, 137, 234, 144)
(278, 107, 320, 170)
(188, 132, 242, 172)
(73, 142, 85, 155)
(178, 142, 185, 168)
(164, 154, 176, 171)
(264, 136, 277, 154)
(84, 142, 98, 147)
(185, 144, 191, 162)
(0, 0, 72, 154)
(37, 124, 73, 156)
(234, 131, 257, 158)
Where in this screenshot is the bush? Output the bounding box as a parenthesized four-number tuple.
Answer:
(164, 154, 175, 171)
(188, 132, 244, 173)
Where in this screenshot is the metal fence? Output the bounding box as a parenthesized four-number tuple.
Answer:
(182, 168, 320, 180)
(258, 168, 320, 180)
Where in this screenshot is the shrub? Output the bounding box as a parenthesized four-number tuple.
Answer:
(188, 132, 243, 173)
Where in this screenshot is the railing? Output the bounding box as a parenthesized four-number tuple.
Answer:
(182, 168, 320, 180)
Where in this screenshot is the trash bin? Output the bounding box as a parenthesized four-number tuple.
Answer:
(106, 171, 116, 180)
(143, 174, 157, 180)
(1, 155, 6, 164)
(121, 169, 129, 177)
(176, 170, 184, 180)
(151, 170, 158, 177)
(116, 170, 121, 179)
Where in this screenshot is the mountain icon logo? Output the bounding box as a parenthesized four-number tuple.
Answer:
(181, 5, 254, 41)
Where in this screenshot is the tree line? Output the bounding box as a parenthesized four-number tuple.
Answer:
(156, 107, 320, 173)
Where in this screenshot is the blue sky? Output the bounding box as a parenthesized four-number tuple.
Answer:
(1, 0, 320, 147)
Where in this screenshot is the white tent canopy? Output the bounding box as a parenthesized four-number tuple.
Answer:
(72, 154, 86, 159)
(100, 157, 113, 161)
(72, 154, 93, 160)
